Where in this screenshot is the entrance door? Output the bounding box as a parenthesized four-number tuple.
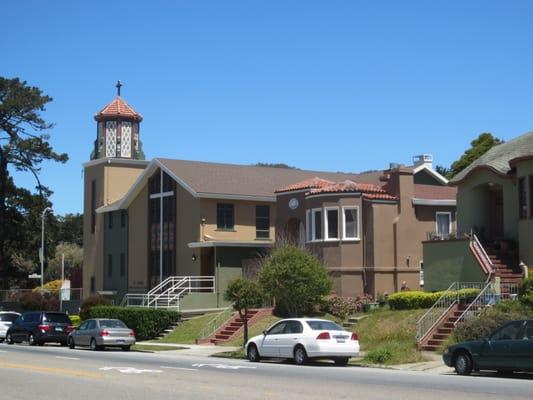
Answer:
(488, 189, 504, 241)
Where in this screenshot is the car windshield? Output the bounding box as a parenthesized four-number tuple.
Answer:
(306, 320, 344, 331)
(43, 313, 71, 324)
(0, 313, 18, 322)
(99, 319, 127, 329)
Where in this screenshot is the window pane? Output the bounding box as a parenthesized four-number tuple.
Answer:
(306, 211, 311, 241)
(519, 178, 527, 218)
(436, 213, 450, 235)
(344, 208, 357, 238)
(313, 210, 322, 240)
(217, 203, 234, 229)
(327, 209, 338, 239)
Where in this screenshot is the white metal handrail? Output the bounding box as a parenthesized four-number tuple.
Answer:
(454, 281, 520, 327)
(470, 234, 495, 279)
(416, 282, 485, 342)
(197, 305, 235, 341)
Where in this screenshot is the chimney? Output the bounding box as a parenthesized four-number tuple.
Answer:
(412, 154, 433, 170)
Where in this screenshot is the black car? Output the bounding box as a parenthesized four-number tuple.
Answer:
(6, 311, 73, 346)
(443, 320, 533, 375)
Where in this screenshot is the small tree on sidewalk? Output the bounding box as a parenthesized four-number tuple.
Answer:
(224, 278, 265, 347)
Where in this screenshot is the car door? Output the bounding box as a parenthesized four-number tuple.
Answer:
(85, 320, 97, 344)
(277, 321, 303, 358)
(259, 322, 287, 357)
(510, 321, 533, 371)
(9, 315, 24, 341)
(75, 321, 90, 346)
(479, 321, 524, 370)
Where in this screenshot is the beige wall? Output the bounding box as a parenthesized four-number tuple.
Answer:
(200, 199, 276, 242)
(104, 165, 145, 206)
(516, 160, 533, 267)
(177, 184, 201, 276)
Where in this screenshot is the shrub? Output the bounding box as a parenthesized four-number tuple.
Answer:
(388, 288, 480, 310)
(88, 306, 180, 340)
(365, 347, 393, 364)
(322, 295, 373, 320)
(33, 280, 62, 295)
(16, 291, 58, 311)
(259, 244, 332, 317)
(519, 277, 533, 307)
(79, 294, 111, 320)
(451, 300, 533, 344)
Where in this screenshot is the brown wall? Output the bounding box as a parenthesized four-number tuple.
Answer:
(177, 184, 201, 276)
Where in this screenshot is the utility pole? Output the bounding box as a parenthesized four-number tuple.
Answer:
(40, 207, 52, 289)
(60, 253, 64, 312)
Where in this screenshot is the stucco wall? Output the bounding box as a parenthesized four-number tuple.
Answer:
(516, 159, 533, 266)
(177, 184, 201, 276)
(104, 165, 145, 205)
(456, 169, 517, 240)
(423, 239, 486, 291)
(127, 185, 148, 292)
(200, 199, 276, 242)
(103, 211, 128, 296)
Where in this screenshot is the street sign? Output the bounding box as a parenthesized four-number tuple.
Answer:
(28, 273, 41, 279)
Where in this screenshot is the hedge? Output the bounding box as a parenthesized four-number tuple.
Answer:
(388, 288, 480, 310)
(88, 306, 180, 340)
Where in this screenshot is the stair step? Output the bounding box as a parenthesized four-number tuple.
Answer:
(432, 334, 448, 340)
(438, 328, 452, 334)
(421, 345, 439, 351)
(428, 339, 444, 346)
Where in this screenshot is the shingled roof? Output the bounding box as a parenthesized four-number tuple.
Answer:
(307, 180, 398, 201)
(451, 132, 533, 184)
(157, 159, 383, 199)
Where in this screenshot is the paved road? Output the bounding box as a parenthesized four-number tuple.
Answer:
(1, 343, 532, 400)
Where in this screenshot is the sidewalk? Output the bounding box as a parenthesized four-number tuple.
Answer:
(388, 352, 454, 374)
(137, 341, 240, 357)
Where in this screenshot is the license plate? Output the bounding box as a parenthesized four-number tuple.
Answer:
(116, 339, 125, 343)
(336, 339, 345, 343)
(55, 327, 63, 332)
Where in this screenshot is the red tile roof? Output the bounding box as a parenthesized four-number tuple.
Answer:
(95, 97, 142, 121)
(275, 177, 334, 193)
(414, 184, 457, 200)
(307, 180, 398, 201)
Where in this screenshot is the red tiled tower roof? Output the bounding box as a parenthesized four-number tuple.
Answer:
(307, 180, 398, 201)
(94, 97, 143, 122)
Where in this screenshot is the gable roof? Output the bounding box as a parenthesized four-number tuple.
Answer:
(95, 96, 143, 122)
(96, 158, 385, 213)
(450, 132, 533, 184)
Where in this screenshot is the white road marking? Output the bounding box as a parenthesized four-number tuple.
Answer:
(0, 350, 7, 353)
(192, 363, 257, 370)
(160, 366, 199, 372)
(100, 366, 163, 374)
(56, 356, 80, 360)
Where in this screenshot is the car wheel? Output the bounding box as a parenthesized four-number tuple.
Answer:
(28, 333, 37, 346)
(90, 338, 99, 351)
(294, 346, 308, 366)
(122, 346, 131, 352)
(60, 341, 68, 347)
(334, 357, 350, 366)
(68, 337, 75, 349)
(6, 333, 14, 345)
(454, 352, 473, 376)
(0, 338, 4, 343)
(247, 344, 261, 362)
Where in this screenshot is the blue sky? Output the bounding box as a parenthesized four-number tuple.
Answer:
(2, 1, 533, 215)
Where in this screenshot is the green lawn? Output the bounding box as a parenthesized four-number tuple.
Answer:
(151, 312, 218, 344)
(352, 308, 428, 365)
(132, 344, 187, 352)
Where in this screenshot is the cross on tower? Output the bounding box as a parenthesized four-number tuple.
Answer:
(116, 80, 122, 97)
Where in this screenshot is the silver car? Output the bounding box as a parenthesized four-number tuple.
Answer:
(68, 318, 136, 351)
(0, 312, 20, 342)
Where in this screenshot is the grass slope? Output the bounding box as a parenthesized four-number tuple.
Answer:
(152, 312, 218, 344)
(353, 308, 428, 365)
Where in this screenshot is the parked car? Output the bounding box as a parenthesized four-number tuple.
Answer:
(443, 320, 533, 375)
(245, 318, 359, 366)
(6, 311, 73, 346)
(0, 311, 21, 343)
(68, 318, 136, 351)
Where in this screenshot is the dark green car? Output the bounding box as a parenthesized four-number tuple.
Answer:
(443, 320, 533, 375)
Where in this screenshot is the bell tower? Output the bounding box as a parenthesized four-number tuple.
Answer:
(92, 81, 144, 160)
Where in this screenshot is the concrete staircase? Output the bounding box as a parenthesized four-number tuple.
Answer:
(419, 303, 470, 351)
(485, 246, 524, 288)
(197, 308, 273, 345)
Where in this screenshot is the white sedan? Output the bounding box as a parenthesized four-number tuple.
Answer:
(245, 318, 359, 366)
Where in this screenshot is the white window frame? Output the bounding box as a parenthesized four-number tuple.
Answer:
(342, 206, 360, 241)
(311, 208, 322, 241)
(435, 212, 452, 236)
(305, 209, 311, 242)
(324, 206, 340, 241)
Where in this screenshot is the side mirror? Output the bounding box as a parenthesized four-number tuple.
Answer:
(262, 330, 267, 336)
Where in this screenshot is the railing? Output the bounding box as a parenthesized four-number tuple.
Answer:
(454, 281, 520, 327)
(416, 282, 485, 342)
(120, 276, 215, 310)
(470, 234, 495, 278)
(426, 231, 457, 241)
(197, 305, 235, 341)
